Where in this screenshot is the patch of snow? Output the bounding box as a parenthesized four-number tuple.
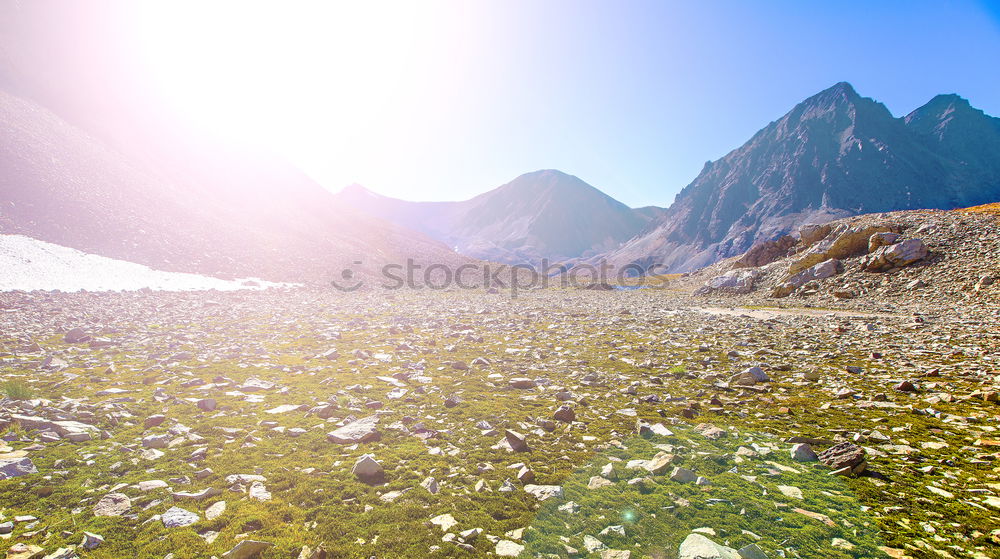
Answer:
(0, 235, 297, 292)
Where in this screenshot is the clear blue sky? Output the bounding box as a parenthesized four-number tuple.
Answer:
(135, 0, 1000, 208)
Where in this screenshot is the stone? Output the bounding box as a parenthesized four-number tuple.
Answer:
(731, 366, 770, 386)
(508, 377, 537, 389)
(868, 231, 901, 252)
(790, 443, 818, 462)
(205, 500, 227, 520)
(553, 405, 575, 422)
(6, 544, 44, 559)
(63, 327, 90, 343)
(143, 414, 167, 429)
(588, 476, 614, 489)
(196, 398, 217, 411)
(737, 543, 769, 559)
(670, 467, 697, 483)
(702, 269, 759, 294)
(523, 484, 563, 501)
(799, 223, 832, 246)
(776, 485, 803, 499)
(788, 224, 895, 275)
(862, 238, 928, 272)
(774, 258, 843, 297)
(430, 513, 457, 531)
(420, 476, 439, 494)
(161, 506, 199, 528)
(80, 532, 104, 550)
(0, 457, 37, 479)
(817, 441, 866, 473)
(352, 454, 384, 484)
(732, 235, 796, 268)
(221, 540, 274, 559)
(644, 452, 675, 475)
(495, 540, 525, 557)
(93, 492, 131, 516)
(678, 533, 740, 559)
(327, 416, 380, 444)
(504, 429, 530, 452)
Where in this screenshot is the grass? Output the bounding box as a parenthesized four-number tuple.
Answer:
(0, 289, 996, 558)
(1, 379, 34, 400)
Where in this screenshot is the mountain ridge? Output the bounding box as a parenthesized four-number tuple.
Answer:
(337, 169, 662, 264)
(596, 82, 1000, 274)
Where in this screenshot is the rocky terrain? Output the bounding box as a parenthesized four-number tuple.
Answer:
(685, 207, 1000, 309)
(601, 82, 1000, 273)
(0, 223, 998, 559)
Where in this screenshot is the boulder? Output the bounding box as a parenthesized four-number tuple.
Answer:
(732, 235, 796, 268)
(730, 366, 770, 386)
(553, 405, 575, 422)
(508, 377, 537, 389)
(327, 416, 380, 444)
(523, 484, 563, 501)
(790, 443, 818, 462)
(773, 259, 843, 297)
(817, 441, 866, 474)
(702, 269, 759, 295)
(63, 327, 91, 343)
(677, 533, 740, 559)
(0, 457, 37, 479)
(788, 224, 895, 275)
(861, 238, 928, 272)
(798, 223, 832, 246)
(222, 540, 274, 559)
(161, 506, 199, 528)
(504, 429, 530, 452)
(868, 231, 901, 252)
(352, 454, 384, 484)
(93, 492, 131, 517)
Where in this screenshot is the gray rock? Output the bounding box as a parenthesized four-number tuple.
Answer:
(80, 532, 104, 550)
(93, 492, 131, 517)
(327, 416, 381, 444)
(524, 484, 563, 501)
(221, 540, 274, 559)
(790, 443, 818, 462)
(862, 238, 928, 272)
(352, 454, 384, 484)
(161, 506, 199, 528)
(0, 457, 37, 479)
(678, 533, 739, 559)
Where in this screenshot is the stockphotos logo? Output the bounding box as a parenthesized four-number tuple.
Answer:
(330, 259, 670, 296)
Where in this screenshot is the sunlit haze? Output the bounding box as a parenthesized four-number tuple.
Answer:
(126, 0, 1000, 206)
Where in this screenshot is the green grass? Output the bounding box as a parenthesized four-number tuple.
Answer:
(1, 379, 34, 399)
(0, 289, 996, 558)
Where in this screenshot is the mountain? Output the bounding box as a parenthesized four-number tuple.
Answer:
(338, 170, 659, 264)
(0, 87, 469, 284)
(600, 82, 1000, 273)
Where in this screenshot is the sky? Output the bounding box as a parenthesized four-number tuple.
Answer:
(81, 1, 1000, 207)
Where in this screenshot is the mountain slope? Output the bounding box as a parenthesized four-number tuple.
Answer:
(601, 82, 1000, 273)
(0, 88, 469, 284)
(338, 170, 658, 264)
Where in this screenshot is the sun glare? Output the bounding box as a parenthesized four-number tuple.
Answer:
(135, 1, 438, 160)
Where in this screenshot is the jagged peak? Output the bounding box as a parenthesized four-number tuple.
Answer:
(803, 81, 861, 106)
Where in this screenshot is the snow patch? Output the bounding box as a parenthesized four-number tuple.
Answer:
(0, 235, 297, 292)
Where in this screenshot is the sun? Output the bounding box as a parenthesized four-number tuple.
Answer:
(133, 1, 430, 151)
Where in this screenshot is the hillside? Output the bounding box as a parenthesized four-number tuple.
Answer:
(0, 88, 470, 284)
(681, 207, 1000, 308)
